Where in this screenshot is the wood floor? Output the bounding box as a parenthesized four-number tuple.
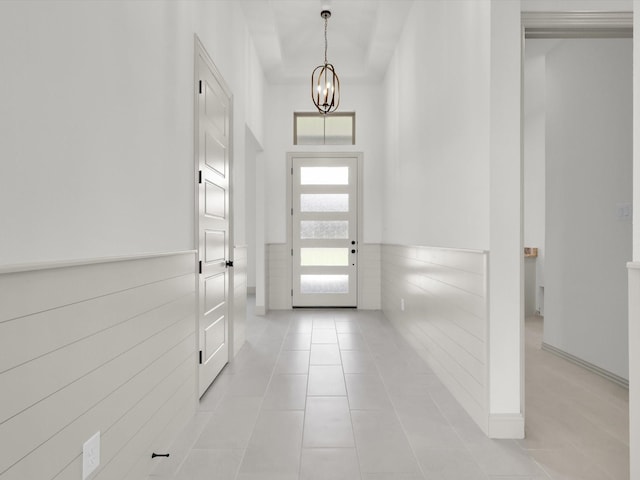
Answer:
(520, 315, 629, 479)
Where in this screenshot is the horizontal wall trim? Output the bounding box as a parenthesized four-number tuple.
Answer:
(0, 250, 197, 275)
(627, 261, 640, 270)
(382, 243, 488, 255)
(522, 11, 632, 38)
(541, 342, 629, 389)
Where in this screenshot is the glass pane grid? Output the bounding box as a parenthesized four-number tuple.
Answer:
(301, 166, 349, 185)
(300, 220, 349, 239)
(301, 248, 349, 266)
(294, 113, 355, 145)
(300, 274, 349, 294)
(300, 194, 349, 212)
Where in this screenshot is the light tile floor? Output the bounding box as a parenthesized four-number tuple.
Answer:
(150, 305, 629, 480)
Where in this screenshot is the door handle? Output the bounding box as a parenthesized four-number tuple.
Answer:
(351, 249, 356, 254)
(226, 260, 234, 268)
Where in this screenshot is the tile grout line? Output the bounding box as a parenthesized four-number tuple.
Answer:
(360, 313, 430, 480)
(231, 311, 294, 480)
(338, 314, 365, 480)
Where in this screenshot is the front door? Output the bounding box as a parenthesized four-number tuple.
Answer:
(196, 40, 232, 397)
(291, 155, 358, 307)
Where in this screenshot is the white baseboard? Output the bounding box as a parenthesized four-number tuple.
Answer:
(542, 342, 629, 388)
(488, 413, 525, 439)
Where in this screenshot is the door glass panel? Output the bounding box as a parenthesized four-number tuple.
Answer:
(300, 194, 348, 212)
(301, 248, 349, 266)
(301, 166, 349, 185)
(300, 220, 349, 239)
(300, 275, 349, 294)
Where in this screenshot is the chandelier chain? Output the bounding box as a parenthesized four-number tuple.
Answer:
(324, 16, 328, 64)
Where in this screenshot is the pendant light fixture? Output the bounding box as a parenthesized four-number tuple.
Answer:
(311, 8, 340, 114)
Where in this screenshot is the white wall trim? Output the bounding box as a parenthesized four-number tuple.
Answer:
(628, 262, 640, 479)
(383, 243, 488, 256)
(488, 413, 525, 439)
(0, 250, 197, 275)
(541, 342, 629, 388)
(522, 11, 633, 38)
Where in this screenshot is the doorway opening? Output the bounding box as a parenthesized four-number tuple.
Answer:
(520, 12, 631, 475)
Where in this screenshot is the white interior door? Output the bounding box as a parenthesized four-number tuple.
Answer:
(196, 42, 232, 397)
(292, 156, 358, 307)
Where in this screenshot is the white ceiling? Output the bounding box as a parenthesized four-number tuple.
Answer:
(239, 0, 414, 83)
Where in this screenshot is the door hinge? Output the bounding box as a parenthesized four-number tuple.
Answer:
(291, 167, 293, 175)
(198, 80, 203, 94)
(291, 248, 293, 256)
(199, 350, 203, 364)
(291, 289, 293, 297)
(198, 261, 202, 274)
(291, 208, 293, 216)
(198, 170, 202, 184)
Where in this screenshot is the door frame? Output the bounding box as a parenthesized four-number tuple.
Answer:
(286, 152, 364, 309)
(519, 9, 632, 431)
(193, 34, 234, 397)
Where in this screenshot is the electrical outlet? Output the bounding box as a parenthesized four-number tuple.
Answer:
(82, 431, 100, 480)
(400, 298, 405, 311)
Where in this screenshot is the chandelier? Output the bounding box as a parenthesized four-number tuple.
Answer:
(311, 9, 340, 114)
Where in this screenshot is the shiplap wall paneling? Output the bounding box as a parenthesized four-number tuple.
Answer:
(381, 244, 489, 432)
(268, 244, 291, 309)
(358, 244, 381, 309)
(0, 252, 197, 480)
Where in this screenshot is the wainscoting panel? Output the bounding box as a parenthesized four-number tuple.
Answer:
(358, 244, 381, 309)
(267, 244, 292, 310)
(381, 244, 489, 432)
(267, 243, 382, 310)
(0, 252, 197, 480)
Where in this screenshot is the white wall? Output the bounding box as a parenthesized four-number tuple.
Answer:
(381, 0, 523, 437)
(524, 41, 559, 315)
(544, 38, 632, 380)
(382, 0, 491, 251)
(0, 0, 264, 267)
(246, 130, 258, 289)
(0, 2, 265, 478)
(522, 0, 632, 11)
(263, 81, 384, 245)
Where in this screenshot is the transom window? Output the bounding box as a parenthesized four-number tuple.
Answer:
(294, 112, 355, 145)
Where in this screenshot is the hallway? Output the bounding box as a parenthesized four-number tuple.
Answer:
(149, 302, 628, 479)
